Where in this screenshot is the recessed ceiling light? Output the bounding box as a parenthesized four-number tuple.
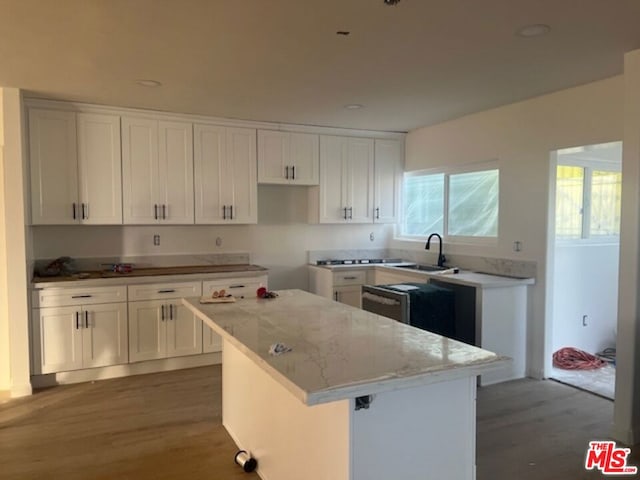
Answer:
(344, 104, 363, 110)
(516, 24, 551, 38)
(136, 79, 162, 87)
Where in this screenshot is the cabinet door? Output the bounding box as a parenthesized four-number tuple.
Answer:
(374, 139, 402, 224)
(77, 113, 122, 224)
(194, 124, 226, 223)
(158, 121, 194, 224)
(34, 306, 83, 374)
(225, 127, 257, 224)
(122, 116, 160, 224)
(82, 303, 128, 368)
(128, 300, 165, 362)
(290, 133, 319, 185)
(257, 130, 289, 184)
(203, 326, 223, 354)
(346, 137, 375, 223)
(334, 285, 363, 309)
(166, 302, 203, 358)
(29, 109, 79, 225)
(319, 135, 348, 223)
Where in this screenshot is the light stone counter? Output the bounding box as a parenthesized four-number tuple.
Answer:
(183, 289, 506, 406)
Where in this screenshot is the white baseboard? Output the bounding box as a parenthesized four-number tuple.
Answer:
(31, 353, 221, 389)
(611, 423, 640, 447)
(10, 383, 33, 398)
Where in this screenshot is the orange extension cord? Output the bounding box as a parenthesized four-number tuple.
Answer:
(553, 347, 607, 370)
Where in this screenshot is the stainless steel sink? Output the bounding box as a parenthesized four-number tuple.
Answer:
(396, 264, 451, 272)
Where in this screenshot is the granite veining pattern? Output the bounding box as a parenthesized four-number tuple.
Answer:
(183, 289, 507, 405)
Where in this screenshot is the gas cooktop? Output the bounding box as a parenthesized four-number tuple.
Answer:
(315, 258, 403, 266)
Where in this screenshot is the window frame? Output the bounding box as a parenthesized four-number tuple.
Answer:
(397, 160, 500, 245)
(555, 157, 621, 244)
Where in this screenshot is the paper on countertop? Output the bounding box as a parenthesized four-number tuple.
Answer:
(269, 342, 292, 355)
(199, 295, 236, 304)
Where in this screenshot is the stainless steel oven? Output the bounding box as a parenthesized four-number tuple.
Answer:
(361, 285, 413, 324)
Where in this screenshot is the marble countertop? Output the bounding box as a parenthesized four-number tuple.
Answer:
(32, 264, 268, 288)
(183, 289, 507, 406)
(311, 263, 534, 288)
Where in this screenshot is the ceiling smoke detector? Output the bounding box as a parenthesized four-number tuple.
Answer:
(383, 0, 400, 5)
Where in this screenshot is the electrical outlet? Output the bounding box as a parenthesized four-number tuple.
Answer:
(582, 315, 588, 327)
(513, 241, 522, 252)
(369, 232, 375, 242)
(153, 234, 160, 246)
(215, 237, 222, 247)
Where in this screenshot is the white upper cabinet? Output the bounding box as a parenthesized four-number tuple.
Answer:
(194, 124, 257, 224)
(122, 116, 194, 224)
(29, 109, 79, 225)
(77, 113, 122, 224)
(258, 130, 319, 185)
(374, 139, 403, 224)
(319, 135, 374, 223)
(29, 109, 122, 225)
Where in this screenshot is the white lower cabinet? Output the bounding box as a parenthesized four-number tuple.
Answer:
(309, 266, 368, 309)
(33, 302, 128, 374)
(333, 285, 362, 308)
(128, 281, 203, 362)
(201, 275, 268, 353)
(128, 300, 203, 362)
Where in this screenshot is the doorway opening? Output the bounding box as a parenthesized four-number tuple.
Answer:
(548, 141, 622, 400)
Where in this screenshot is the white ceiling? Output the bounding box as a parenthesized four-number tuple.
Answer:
(1, 0, 639, 132)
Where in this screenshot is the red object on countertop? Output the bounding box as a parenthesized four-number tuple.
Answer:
(257, 287, 267, 298)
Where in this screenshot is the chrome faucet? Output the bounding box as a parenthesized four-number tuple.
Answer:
(425, 233, 446, 267)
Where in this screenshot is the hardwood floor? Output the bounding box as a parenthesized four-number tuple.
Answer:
(0, 366, 633, 480)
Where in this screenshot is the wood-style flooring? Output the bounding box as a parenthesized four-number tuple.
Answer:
(0, 366, 635, 480)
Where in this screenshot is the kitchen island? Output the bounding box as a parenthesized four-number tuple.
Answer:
(183, 289, 507, 480)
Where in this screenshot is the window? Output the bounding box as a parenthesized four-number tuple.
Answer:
(555, 164, 621, 239)
(401, 166, 499, 240)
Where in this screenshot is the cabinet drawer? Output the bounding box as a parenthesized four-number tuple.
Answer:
(33, 286, 126, 308)
(203, 276, 267, 299)
(127, 281, 201, 301)
(332, 270, 367, 286)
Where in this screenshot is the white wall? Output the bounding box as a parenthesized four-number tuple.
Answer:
(552, 243, 619, 355)
(0, 88, 31, 397)
(614, 49, 640, 446)
(31, 185, 394, 290)
(393, 75, 624, 380)
(0, 89, 9, 392)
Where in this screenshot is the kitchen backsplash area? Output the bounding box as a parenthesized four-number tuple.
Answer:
(309, 248, 537, 279)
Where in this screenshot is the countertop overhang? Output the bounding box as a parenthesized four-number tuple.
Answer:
(183, 289, 508, 406)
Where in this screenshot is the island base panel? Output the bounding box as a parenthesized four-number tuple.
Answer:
(221, 340, 478, 480)
(222, 340, 351, 480)
(351, 376, 477, 480)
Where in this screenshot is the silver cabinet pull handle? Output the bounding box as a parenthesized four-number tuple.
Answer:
(161, 304, 165, 321)
(169, 304, 174, 320)
(334, 291, 339, 301)
(71, 294, 92, 299)
(222, 205, 226, 220)
(285, 166, 289, 179)
(343, 207, 348, 220)
(84, 310, 89, 328)
(75, 311, 80, 329)
(292, 165, 296, 180)
(348, 207, 353, 219)
(375, 207, 380, 219)
(158, 289, 176, 293)
(81, 203, 87, 220)
(229, 205, 233, 220)
(154, 204, 158, 220)
(343, 276, 357, 280)
(72, 203, 77, 220)
(228, 285, 245, 289)
(162, 204, 167, 220)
